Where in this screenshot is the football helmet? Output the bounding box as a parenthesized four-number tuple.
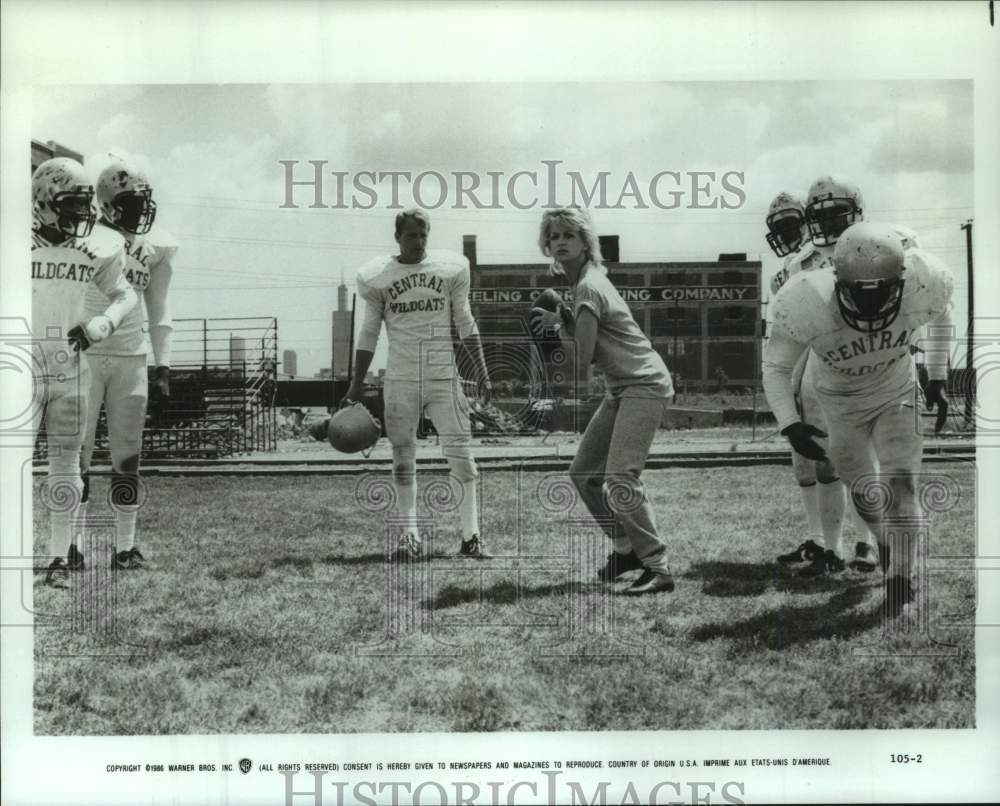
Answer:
(96, 162, 157, 235)
(805, 175, 864, 246)
(32, 158, 96, 239)
(765, 191, 807, 257)
(328, 402, 381, 454)
(833, 222, 906, 332)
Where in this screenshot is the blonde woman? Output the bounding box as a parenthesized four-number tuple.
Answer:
(531, 207, 675, 595)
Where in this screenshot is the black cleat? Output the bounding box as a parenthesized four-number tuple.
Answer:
(458, 534, 491, 559)
(393, 533, 423, 562)
(798, 549, 846, 578)
(111, 547, 146, 571)
(850, 541, 877, 573)
(777, 539, 824, 564)
(879, 543, 891, 576)
(623, 569, 675, 596)
(44, 558, 70, 589)
(884, 575, 916, 618)
(597, 550, 644, 582)
(66, 543, 85, 571)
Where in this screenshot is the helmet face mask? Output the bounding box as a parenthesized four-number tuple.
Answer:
(805, 175, 864, 246)
(832, 221, 906, 333)
(108, 188, 157, 234)
(806, 198, 861, 246)
(97, 163, 157, 235)
(835, 278, 905, 332)
(765, 208, 807, 257)
(32, 158, 97, 240)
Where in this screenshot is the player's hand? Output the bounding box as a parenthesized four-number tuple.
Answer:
(477, 379, 493, 407)
(339, 384, 363, 409)
(781, 421, 828, 462)
(924, 379, 949, 434)
(148, 365, 172, 425)
(308, 419, 330, 441)
(67, 315, 113, 352)
(530, 307, 563, 339)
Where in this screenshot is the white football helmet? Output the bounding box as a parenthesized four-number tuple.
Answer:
(32, 157, 96, 239)
(833, 221, 906, 332)
(805, 175, 864, 246)
(765, 191, 807, 257)
(327, 402, 381, 454)
(97, 161, 157, 235)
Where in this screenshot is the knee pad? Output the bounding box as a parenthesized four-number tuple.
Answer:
(443, 448, 478, 484)
(110, 472, 140, 509)
(815, 459, 840, 486)
(791, 452, 818, 486)
(392, 445, 416, 486)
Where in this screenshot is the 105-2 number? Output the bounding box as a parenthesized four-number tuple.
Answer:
(891, 754, 923, 764)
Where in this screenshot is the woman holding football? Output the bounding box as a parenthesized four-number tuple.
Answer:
(531, 207, 676, 595)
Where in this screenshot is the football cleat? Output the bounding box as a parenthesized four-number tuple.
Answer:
(798, 549, 846, 578)
(44, 559, 70, 589)
(66, 543, 85, 571)
(458, 534, 491, 559)
(623, 569, 675, 596)
(883, 575, 916, 619)
(111, 547, 146, 571)
(776, 539, 824, 564)
(849, 541, 877, 573)
(597, 551, 644, 582)
(393, 533, 423, 562)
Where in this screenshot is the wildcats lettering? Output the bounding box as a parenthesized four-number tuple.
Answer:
(388, 297, 446, 314)
(387, 272, 445, 301)
(124, 267, 151, 289)
(31, 261, 96, 283)
(124, 239, 151, 267)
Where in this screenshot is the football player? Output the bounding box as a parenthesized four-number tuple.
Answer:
(762, 221, 953, 616)
(766, 191, 853, 576)
(31, 157, 137, 588)
(74, 160, 177, 571)
(344, 209, 492, 560)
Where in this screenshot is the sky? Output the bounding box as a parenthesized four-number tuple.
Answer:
(32, 81, 974, 375)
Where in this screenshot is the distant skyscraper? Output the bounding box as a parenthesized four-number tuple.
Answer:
(282, 349, 298, 378)
(332, 272, 353, 379)
(229, 335, 247, 369)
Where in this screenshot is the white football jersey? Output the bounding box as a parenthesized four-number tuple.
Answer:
(356, 249, 478, 382)
(763, 247, 953, 428)
(82, 226, 178, 358)
(31, 224, 129, 360)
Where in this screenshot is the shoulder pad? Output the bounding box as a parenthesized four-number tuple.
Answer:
(903, 248, 954, 316)
(147, 226, 179, 257)
(426, 249, 469, 269)
(770, 270, 835, 343)
(83, 224, 126, 259)
(892, 224, 921, 251)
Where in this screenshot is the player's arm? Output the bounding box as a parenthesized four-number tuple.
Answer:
(68, 250, 137, 351)
(451, 261, 492, 402)
(344, 287, 383, 403)
(913, 249, 956, 432)
(762, 325, 827, 461)
(571, 308, 599, 399)
(145, 250, 175, 395)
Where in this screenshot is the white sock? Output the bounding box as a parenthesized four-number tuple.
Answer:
(396, 482, 419, 540)
(117, 510, 138, 552)
(72, 500, 88, 550)
(47, 450, 82, 559)
(817, 480, 845, 558)
(458, 477, 479, 540)
(799, 484, 823, 544)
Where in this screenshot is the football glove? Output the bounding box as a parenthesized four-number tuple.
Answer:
(67, 315, 113, 352)
(781, 421, 828, 462)
(924, 379, 949, 434)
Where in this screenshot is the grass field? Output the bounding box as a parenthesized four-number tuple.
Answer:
(32, 462, 976, 734)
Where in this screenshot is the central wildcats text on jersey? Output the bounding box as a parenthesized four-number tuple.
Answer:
(356, 249, 479, 381)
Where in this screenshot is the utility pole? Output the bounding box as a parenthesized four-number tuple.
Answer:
(960, 220, 974, 429)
